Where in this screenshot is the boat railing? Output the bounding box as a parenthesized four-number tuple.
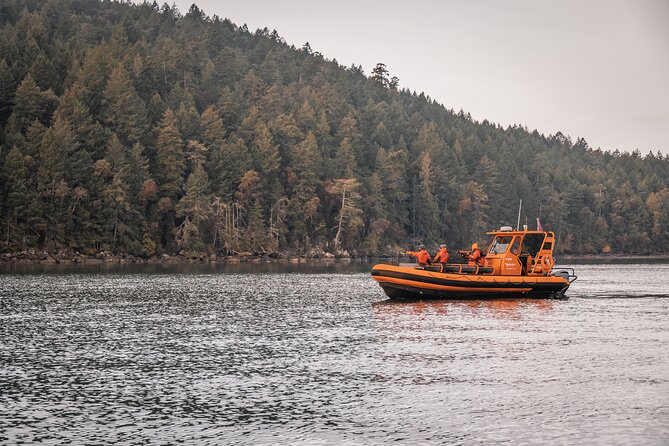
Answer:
(423, 263, 493, 275)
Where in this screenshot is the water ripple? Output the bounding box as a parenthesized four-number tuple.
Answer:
(1, 264, 669, 444)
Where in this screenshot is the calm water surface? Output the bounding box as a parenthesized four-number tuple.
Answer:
(1, 261, 668, 445)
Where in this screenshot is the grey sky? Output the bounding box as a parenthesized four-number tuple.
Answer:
(164, 0, 668, 154)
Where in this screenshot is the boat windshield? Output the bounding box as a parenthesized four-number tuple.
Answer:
(489, 236, 514, 254)
(521, 233, 546, 256)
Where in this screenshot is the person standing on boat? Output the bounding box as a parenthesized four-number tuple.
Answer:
(433, 244, 450, 264)
(467, 243, 486, 267)
(405, 244, 432, 266)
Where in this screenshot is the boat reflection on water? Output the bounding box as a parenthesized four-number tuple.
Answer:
(372, 298, 554, 319)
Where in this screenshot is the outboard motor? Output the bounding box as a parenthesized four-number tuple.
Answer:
(552, 268, 577, 283)
(553, 270, 570, 281)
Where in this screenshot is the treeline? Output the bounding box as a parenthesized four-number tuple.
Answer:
(1, 0, 668, 256)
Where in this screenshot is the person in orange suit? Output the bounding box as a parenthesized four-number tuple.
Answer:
(467, 243, 486, 267)
(405, 244, 432, 266)
(433, 244, 450, 264)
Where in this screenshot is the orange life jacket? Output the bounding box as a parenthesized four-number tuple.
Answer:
(433, 248, 449, 263)
(406, 249, 431, 265)
(467, 248, 486, 267)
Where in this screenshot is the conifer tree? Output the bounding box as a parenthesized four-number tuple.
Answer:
(271, 113, 303, 168)
(76, 46, 112, 116)
(235, 170, 267, 252)
(457, 181, 490, 245)
(37, 116, 75, 249)
(200, 105, 227, 193)
(377, 147, 409, 233)
(99, 171, 133, 252)
(148, 92, 166, 124)
(102, 63, 148, 145)
(54, 82, 107, 160)
(251, 121, 282, 207)
(176, 101, 200, 142)
(361, 172, 390, 253)
(415, 152, 440, 244)
(6, 74, 57, 138)
(200, 106, 226, 148)
(29, 52, 59, 92)
(295, 99, 316, 131)
(287, 132, 321, 248)
(105, 134, 127, 173)
(2, 146, 28, 249)
(175, 162, 211, 252)
(335, 137, 356, 178)
(0, 58, 16, 124)
(315, 109, 335, 172)
(208, 132, 252, 201)
(127, 143, 151, 197)
(217, 86, 238, 131)
(155, 108, 185, 200)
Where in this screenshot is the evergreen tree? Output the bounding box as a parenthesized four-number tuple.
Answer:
(99, 171, 134, 252)
(175, 162, 211, 252)
(208, 131, 252, 202)
(155, 108, 185, 200)
(6, 74, 57, 138)
(361, 172, 390, 253)
(415, 152, 440, 244)
(235, 170, 267, 252)
(0, 58, 16, 125)
(101, 63, 148, 145)
(287, 132, 321, 249)
(2, 146, 28, 249)
(377, 147, 409, 238)
(251, 120, 282, 208)
(37, 116, 74, 249)
(54, 82, 107, 160)
(335, 137, 356, 178)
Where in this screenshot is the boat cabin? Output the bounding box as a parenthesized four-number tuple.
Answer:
(484, 227, 556, 276)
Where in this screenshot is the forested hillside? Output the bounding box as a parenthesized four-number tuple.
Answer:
(1, 0, 668, 257)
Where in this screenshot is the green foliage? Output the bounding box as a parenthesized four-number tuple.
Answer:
(0, 0, 668, 256)
(101, 63, 148, 145)
(6, 73, 57, 139)
(175, 162, 211, 252)
(155, 108, 184, 200)
(1, 146, 28, 249)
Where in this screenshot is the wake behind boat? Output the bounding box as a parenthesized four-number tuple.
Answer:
(372, 227, 577, 300)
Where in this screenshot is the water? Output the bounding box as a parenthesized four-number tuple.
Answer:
(1, 261, 668, 445)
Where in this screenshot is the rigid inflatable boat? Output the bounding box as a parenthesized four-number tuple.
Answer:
(372, 228, 577, 300)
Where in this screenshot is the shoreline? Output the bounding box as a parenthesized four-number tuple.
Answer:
(2, 250, 669, 266)
(0, 250, 401, 266)
(559, 253, 669, 261)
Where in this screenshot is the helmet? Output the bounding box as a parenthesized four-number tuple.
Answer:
(418, 244, 425, 249)
(440, 244, 447, 248)
(472, 243, 478, 249)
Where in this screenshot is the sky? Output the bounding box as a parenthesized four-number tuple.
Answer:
(161, 0, 668, 154)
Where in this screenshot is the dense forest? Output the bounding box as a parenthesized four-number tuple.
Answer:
(1, 0, 668, 258)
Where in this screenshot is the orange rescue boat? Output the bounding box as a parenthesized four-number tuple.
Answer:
(372, 227, 577, 300)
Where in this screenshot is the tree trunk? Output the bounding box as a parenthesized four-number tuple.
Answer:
(113, 208, 118, 246)
(333, 186, 347, 251)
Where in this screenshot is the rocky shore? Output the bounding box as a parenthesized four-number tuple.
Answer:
(0, 249, 393, 266)
(2, 249, 667, 267)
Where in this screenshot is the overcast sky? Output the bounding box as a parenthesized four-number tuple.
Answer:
(162, 0, 668, 154)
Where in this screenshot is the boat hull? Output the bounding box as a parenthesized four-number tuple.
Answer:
(371, 264, 570, 300)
